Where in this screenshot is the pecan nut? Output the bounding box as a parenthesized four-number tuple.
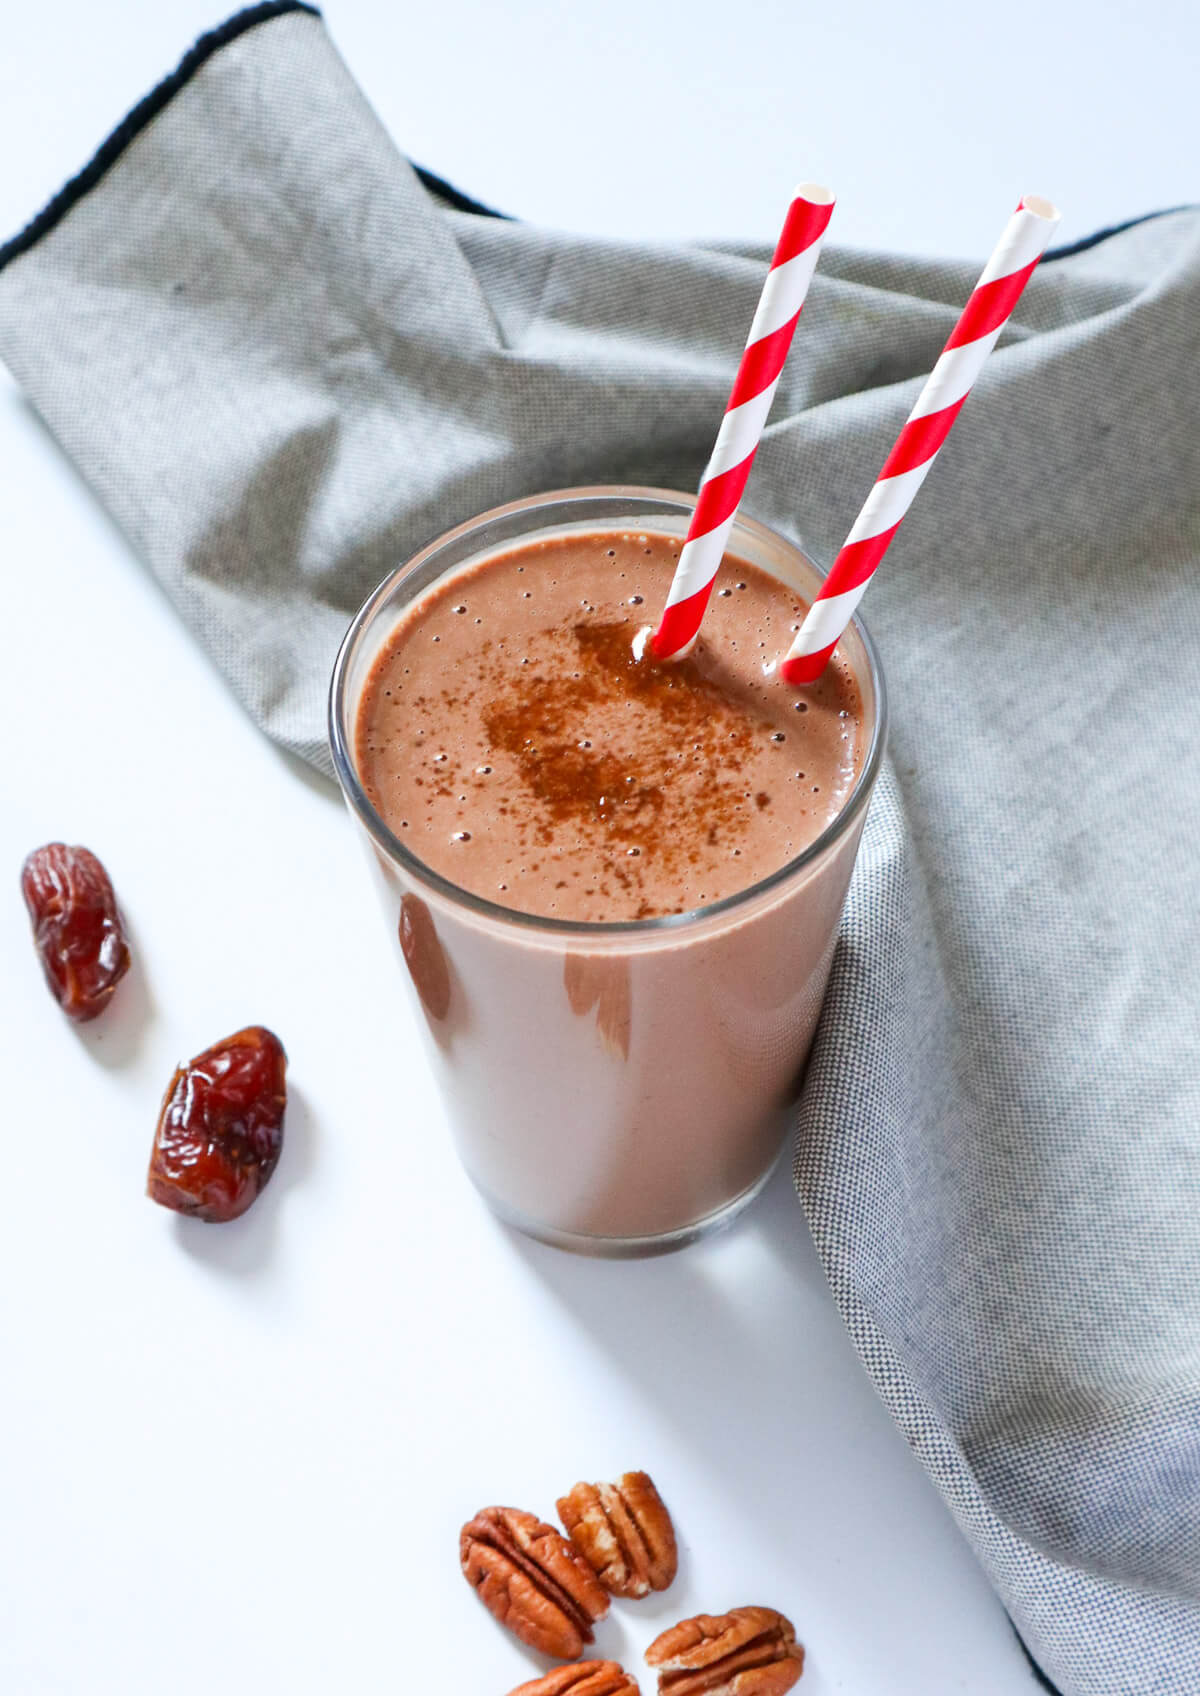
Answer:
(645, 1607, 804, 1695)
(508, 1662, 640, 1696)
(557, 1471, 677, 1598)
(461, 1506, 609, 1660)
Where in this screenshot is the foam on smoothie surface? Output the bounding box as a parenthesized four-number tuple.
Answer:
(356, 530, 864, 921)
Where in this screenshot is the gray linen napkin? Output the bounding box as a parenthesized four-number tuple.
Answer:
(2, 8, 1198, 1690)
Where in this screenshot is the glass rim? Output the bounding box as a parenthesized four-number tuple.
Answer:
(328, 484, 888, 939)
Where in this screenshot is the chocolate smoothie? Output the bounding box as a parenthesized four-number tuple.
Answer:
(356, 531, 864, 921)
(333, 492, 883, 1251)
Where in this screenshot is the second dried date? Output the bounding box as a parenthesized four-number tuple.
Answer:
(147, 1026, 287, 1222)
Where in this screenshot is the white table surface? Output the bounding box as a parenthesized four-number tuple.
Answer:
(5, 4, 1194, 1692)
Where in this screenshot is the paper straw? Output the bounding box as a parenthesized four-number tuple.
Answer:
(650, 184, 835, 659)
(780, 194, 1060, 686)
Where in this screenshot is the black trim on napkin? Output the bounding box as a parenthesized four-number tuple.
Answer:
(1015, 1627, 1065, 1693)
(1044, 203, 1194, 261)
(0, 1, 511, 276)
(412, 166, 510, 221)
(0, 0, 1181, 279)
(0, 2, 321, 272)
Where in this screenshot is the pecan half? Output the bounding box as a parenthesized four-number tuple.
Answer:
(645, 1607, 804, 1695)
(461, 1506, 609, 1660)
(557, 1471, 677, 1598)
(508, 1662, 640, 1696)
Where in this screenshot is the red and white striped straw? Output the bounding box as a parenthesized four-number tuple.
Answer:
(779, 194, 1060, 686)
(650, 184, 835, 660)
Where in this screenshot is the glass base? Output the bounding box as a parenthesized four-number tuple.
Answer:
(475, 1156, 780, 1258)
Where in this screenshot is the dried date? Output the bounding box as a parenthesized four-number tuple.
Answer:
(147, 1026, 287, 1222)
(509, 1664, 640, 1696)
(21, 843, 130, 1021)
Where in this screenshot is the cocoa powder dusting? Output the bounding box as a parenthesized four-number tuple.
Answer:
(356, 530, 864, 921)
(481, 620, 754, 843)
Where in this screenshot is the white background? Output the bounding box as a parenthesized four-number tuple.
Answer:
(2, 4, 1195, 1694)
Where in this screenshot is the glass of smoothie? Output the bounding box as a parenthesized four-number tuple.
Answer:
(329, 487, 886, 1254)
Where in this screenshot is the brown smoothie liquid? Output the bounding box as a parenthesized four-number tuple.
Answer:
(356, 530, 864, 921)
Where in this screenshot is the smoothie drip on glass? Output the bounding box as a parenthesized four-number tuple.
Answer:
(356, 529, 864, 921)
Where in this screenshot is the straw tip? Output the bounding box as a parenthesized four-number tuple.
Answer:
(648, 626, 697, 664)
(793, 181, 835, 208)
(780, 651, 828, 688)
(1020, 193, 1061, 224)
